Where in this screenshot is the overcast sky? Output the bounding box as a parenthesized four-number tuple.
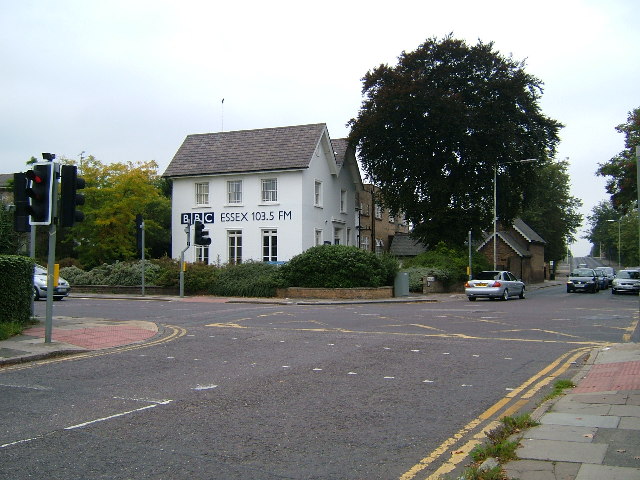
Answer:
(2, 0, 638, 256)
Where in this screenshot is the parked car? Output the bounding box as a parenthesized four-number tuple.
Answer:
(465, 271, 525, 301)
(611, 269, 640, 295)
(600, 266, 616, 284)
(593, 268, 609, 289)
(566, 268, 599, 293)
(33, 265, 71, 301)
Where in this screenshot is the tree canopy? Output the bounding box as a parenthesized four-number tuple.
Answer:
(521, 159, 582, 265)
(60, 156, 171, 268)
(596, 106, 639, 211)
(348, 35, 563, 246)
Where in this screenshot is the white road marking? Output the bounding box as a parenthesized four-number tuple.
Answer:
(65, 399, 172, 430)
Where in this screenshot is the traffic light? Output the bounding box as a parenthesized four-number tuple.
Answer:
(12, 172, 31, 232)
(25, 162, 54, 225)
(60, 165, 85, 227)
(193, 221, 211, 246)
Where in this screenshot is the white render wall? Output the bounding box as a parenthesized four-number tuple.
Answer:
(169, 139, 358, 264)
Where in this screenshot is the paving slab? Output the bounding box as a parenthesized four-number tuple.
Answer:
(540, 412, 620, 428)
(618, 417, 640, 429)
(521, 424, 599, 443)
(503, 459, 580, 480)
(575, 464, 640, 480)
(566, 393, 631, 405)
(609, 404, 640, 417)
(517, 438, 608, 463)
(551, 402, 612, 415)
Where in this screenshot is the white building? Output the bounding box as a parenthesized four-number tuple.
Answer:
(163, 123, 363, 264)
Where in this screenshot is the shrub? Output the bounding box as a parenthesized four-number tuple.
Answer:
(0, 255, 34, 325)
(402, 242, 491, 286)
(280, 245, 399, 288)
(210, 262, 284, 297)
(184, 262, 220, 294)
(60, 260, 160, 286)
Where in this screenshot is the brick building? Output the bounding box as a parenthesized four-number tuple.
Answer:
(356, 185, 409, 253)
(477, 218, 546, 284)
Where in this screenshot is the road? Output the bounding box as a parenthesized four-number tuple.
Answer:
(1, 285, 638, 479)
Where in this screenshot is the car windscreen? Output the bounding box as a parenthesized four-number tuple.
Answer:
(618, 270, 640, 279)
(475, 271, 500, 280)
(571, 269, 594, 276)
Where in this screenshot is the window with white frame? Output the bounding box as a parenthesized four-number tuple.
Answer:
(340, 189, 347, 213)
(195, 244, 209, 264)
(360, 236, 370, 251)
(374, 204, 383, 219)
(195, 182, 209, 206)
(262, 229, 278, 262)
(261, 178, 277, 203)
(227, 180, 242, 204)
(388, 213, 395, 223)
(314, 181, 322, 207)
(375, 238, 384, 254)
(315, 229, 323, 246)
(228, 230, 242, 264)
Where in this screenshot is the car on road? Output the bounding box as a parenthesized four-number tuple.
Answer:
(566, 268, 599, 293)
(594, 267, 609, 289)
(611, 269, 640, 295)
(465, 271, 525, 301)
(33, 265, 71, 301)
(600, 266, 616, 284)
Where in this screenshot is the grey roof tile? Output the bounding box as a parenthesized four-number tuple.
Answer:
(163, 123, 328, 178)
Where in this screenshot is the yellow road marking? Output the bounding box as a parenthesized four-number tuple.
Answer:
(1, 325, 186, 372)
(400, 346, 595, 480)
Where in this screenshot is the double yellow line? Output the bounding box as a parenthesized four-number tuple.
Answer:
(400, 345, 598, 480)
(1, 325, 186, 372)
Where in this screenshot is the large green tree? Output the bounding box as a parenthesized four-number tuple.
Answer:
(348, 35, 562, 246)
(521, 159, 583, 267)
(585, 201, 638, 266)
(596, 107, 639, 211)
(62, 156, 171, 268)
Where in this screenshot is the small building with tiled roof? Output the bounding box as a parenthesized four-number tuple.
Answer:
(163, 124, 363, 264)
(477, 218, 547, 284)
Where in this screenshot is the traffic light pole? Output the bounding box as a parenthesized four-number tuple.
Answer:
(179, 224, 191, 298)
(44, 162, 60, 343)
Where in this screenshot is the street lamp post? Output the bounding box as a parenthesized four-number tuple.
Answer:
(493, 159, 537, 270)
(607, 218, 621, 267)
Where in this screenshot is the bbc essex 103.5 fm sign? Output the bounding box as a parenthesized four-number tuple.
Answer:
(181, 210, 292, 225)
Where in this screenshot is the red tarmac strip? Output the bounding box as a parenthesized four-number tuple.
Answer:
(23, 325, 157, 349)
(572, 360, 640, 393)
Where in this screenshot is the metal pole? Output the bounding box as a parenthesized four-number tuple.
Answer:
(179, 225, 190, 298)
(141, 219, 145, 297)
(618, 220, 621, 267)
(493, 164, 497, 270)
(44, 162, 60, 344)
(468, 230, 472, 280)
(636, 145, 639, 265)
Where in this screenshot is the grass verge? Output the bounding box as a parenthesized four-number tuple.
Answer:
(0, 321, 26, 340)
(541, 379, 575, 403)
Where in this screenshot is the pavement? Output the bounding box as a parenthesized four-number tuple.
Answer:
(1, 283, 639, 480)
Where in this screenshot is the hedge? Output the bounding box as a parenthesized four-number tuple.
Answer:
(0, 255, 34, 324)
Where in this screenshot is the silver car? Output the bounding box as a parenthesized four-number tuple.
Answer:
(465, 270, 525, 301)
(33, 265, 71, 301)
(611, 269, 640, 295)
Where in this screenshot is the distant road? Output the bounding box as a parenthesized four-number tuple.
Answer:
(571, 256, 616, 270)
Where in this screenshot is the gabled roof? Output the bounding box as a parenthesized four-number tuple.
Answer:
(163, 123, 329, 178)
(476, 218, 544, 258)
(389, 233, 428, 257)
(513, 218, 546, 244)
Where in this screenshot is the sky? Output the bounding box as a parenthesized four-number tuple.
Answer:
(1, 0, 638, 256)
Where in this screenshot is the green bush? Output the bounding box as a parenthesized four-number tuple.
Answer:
(184, 262, 220, 294)
(210, 262, 284, 297)
(0, 255, 34, 325)
(280, 245, 399, 288)
(402, 242, 491, 286)
(60, 260, 160, 286)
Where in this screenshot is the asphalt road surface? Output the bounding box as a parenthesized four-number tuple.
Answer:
(1, 285, 638, 479)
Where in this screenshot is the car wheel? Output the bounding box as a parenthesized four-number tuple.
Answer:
(468, 297, 476, 302)
(567, 287, 573, 293)
(53, 296, 64, 301)
(611, 289, 617, 295)
(501, 289, 509, 301)
(519, 288, 525, 299)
